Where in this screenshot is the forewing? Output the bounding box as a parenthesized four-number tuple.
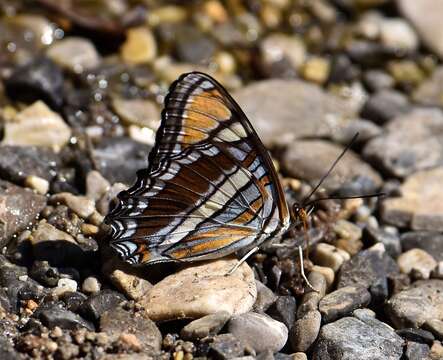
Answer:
(105, 72, 289, 265)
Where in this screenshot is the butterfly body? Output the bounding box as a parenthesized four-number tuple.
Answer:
(105, 72, 290, 266)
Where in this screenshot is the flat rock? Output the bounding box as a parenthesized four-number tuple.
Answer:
(140, 258, 257, 321)
(401, 231, 443, 262)
(38, 305, 94, 331)
(100, 305, 161, 355)
(50, 193, 95, 219)
(319, 286, 371, 323)
(381, 167, 443, 231)
(312, 316, 403, 360)
(232, 79, 358, 147)
(47, 37, 100, 72)
(181, 311, 231, 341)
(2, 101, 71, 151)
(364, 109, 443, 178)
(397, 0, 443, 60)
(413, 67, 443, 107)
(385, 279, 443, 328)
(0, 180, 46, 247)
(228, 312, 288, 353)
(290, 310, 321, 352)
(283, 140, 382, 192)
(112, 97, 160, 129)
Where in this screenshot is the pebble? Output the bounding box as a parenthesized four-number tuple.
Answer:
(283, 140, 382, 192)
(208, 333, 245, 359)
(397, 249, 437, 279)
(174, 26, 216, 64)
(329, 54, 360, 83)
(386, 279, 443, 328)
(363, 70, 395, 92)
(52, 278, 78, 297)
(331, 119, 382, 147)
(396, 328, 435, 345)
(365, 226, 402, 258)
(401, 231, 443, 262)
(4, 57, 64, 109)
(366, 109, 443, 177)
(121, 27, 157, 64)
(101, 258, 152, 301)
(139, 258, 257, 321)
(430, 341, 443, 360)
(81, 276, 101, 294)
(423, 319, 443, 341)
(297, 271, 327, 318)
(310, 266, 335, 289)
(232, 79, 358, 148)
(50, 193, 95, 219)
(47, 37, 100, 73)
(397, 0, 443, 60)
(79, 290, 125, 322)
(413, 66, 443, 107)
(112, 97, 160, 128)
(360, 89, 409, 125)
(404, 342, 430, 360)
(290, 310, 321, 352)
(333, 219, 363, 256)
(181, 311, 231, 341)
(29, 260, 60, 287)
(319, 286, 371, 323)
(381, 167, 443, 231)
(379, 18, 418, 52)
(253, 280, 277, 313)
(312, 316, 403, 360)
(291, 353, 308, 360)
(228, 312, 288, 353)
(260, 33, 306, 71)
(312, 243, 350, 272)
(97, 182, 128, 215)
(24, 176, 49, 195)
(2, 101, 71, 151)
(0, 180, 46, 248)
(31, 220, 76, 246)
(100, 305, 162, 355)
(86, 171, 110, 202)
(267, 295, 297, 329)
(301, 57, 330, 85)
(38, 305, 94, 331)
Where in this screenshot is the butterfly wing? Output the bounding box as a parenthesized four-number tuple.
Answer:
(105, 72, 290, 265)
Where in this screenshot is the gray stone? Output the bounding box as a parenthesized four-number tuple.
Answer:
(0, 180, 46, 247)
(297, 271, 327, 318)
(404, 342, 430, 360)
(364, 108, 443, 178)
(79, 290, 125, 321)
(209, 333, 245, 360)
(283, 140, 382, 192)
(290, 310, 321, 352)
(267, 295, 297, 329)
(401, 231, 443, 262)
(423, 319, 443, 341)
(397, 0, 443, 60)
(233, 79, 359, 147)
(360, 90, 409, 124)
(228, 312, 288, 353)
(331, 119, 382, 146)
(253, 281, 277, 313)
(319, 286, 371, 323)
(363, 70, 394, 92)
(38, 306, 94, 331)
(181, 312, 231, 341)
(365, 226, 401, 258)
(385, 279, 443, 328)
(312, 316, 403, 360)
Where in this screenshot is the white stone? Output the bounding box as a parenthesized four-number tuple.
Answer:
(25, 175, 49, 195)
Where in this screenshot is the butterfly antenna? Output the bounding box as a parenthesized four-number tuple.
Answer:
(302, 132, 360, 206)
(303, 192, 386, 208)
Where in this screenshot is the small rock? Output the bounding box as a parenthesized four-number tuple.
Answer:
(80, 290, 125, 322)
(253, 281, 277, 313)
(396, 328, 434, 345)
(291, 353, 308, 360)
(379, 18, 418, 52)
(25, 176, 49, 195)
(112, 97, 160, 128)
(413, 67, 443, 107)
(86, 171, 110, 202)
(397, 249, 437, 279)
(430, 341, 443, 360)
(4, 57, 64, 109)
(181, 311, 231, 341)
(29, 260, 60, 287)
(82, 276, 101, 294)
(404, 342, 430, 360)
(2, 101, 71, 150)
(233, 79, 358, 147)
(283, 140, 382, 192)
(310, 266, 335, 289)
(140, 258, 257, 321)
(312, 316, 403, 360)
(38, 305, 94, 331)
(101, 258, 152, 301)
(297, 271, 327, 318)
(50, 193, 95, 219)
(334, 220, 363, 256)
(385, 279, 443, 328)
(301, 57, 330, 85)
(329, 54, 360, 84)
(260, 33, 306, 70)
(121, 27, 157, 64)
(61, 291, 87, 312)
(209, 333, 245, 360)
(364, 108, 443, 178)
(423, 319, 443, 341)
(0, 180, 46, 247)
(381, 167, 443, 231)
(319, 286, 371, 323)
(31, 220, 76, 246)
(267, 295, 297, 329)
(363, 70, 395, 92)
(290, 310, 321, 352)
(52, 278, 77, 297)
(97, 183, 128, 215)
(401, 231, 443, 262)
(174, 26, 216, 64)
(331, 119, 382, 147)
(365, 226, 402, 258)
(228, 312, 288, 353)
(360, 90, 409, 124)
(100, 305, 161, 354)
(47, 37, 100, 73)
(312, 243, 350, 272)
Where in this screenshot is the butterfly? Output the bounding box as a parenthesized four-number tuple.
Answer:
(104, 72, 293, 266)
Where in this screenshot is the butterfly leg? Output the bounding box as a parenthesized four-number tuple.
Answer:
(298, 245, 319, 292)
(225, 246, 260, 276)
